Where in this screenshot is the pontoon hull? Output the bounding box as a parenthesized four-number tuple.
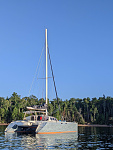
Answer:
(5, 120, 78, 135)
(36, 121, 78, 134)
(5, 121, 38, 133)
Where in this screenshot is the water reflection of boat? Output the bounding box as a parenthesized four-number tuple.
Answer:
(5, 132, 17, 140)
(5, 29, 78, 134)
(35, 133, 78, 149)
(5, 132, 78, 149)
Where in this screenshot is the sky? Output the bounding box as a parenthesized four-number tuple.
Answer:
(0, 0, 113, 100)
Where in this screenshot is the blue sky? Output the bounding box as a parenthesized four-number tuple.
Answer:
(0, 0, 113, 100)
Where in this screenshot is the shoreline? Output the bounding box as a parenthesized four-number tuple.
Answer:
(0, 123, 8, 125)
(78, 124, 112, 127)
(0, 123, 112, 127)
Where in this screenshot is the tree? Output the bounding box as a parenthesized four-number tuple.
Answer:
(12, 107, 19, 121)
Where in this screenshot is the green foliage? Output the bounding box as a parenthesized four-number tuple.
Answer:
(12, 107, 19, 120)
(1, 92, 113, 125)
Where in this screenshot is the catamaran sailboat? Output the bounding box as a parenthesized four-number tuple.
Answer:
(5, 29, 78, 134)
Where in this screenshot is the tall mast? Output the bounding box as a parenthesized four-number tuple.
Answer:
(45, 29, 48, 115)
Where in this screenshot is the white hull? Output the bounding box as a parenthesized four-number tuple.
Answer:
(5, 120, 78, 134)
(36, 121, 78, 134)
(5, 120, 38, 133)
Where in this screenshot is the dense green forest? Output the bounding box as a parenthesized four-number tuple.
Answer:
(0, 92, 113, 125)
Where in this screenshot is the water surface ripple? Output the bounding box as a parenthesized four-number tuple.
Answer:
(0, 125, 113, 149)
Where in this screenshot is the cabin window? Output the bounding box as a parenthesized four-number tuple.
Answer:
(50, 117, 55, 121)
(31, 116, 34, 121)
(37, 116, 40, 120)
(12, 124, 17, 129)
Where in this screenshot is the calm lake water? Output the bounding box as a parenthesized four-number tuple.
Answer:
(0, 125, 113, 149)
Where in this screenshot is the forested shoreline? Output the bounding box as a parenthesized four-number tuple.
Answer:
(0, 92, 113, 125)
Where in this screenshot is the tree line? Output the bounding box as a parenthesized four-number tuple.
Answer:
(0, 92, 113, 125)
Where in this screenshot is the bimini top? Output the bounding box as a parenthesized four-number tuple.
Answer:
(26, 103, 47, 111)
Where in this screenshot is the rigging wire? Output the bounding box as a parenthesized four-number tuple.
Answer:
(28, 45, 60, 116)
(28, 47, 44, 97)
(48, 48, 58, 103)
(48, 47, 61, 114)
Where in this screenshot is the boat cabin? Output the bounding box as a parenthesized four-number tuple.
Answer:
(23, 111, 57, 122)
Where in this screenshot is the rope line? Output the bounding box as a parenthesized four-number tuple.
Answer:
(28, 47, 44, 97)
